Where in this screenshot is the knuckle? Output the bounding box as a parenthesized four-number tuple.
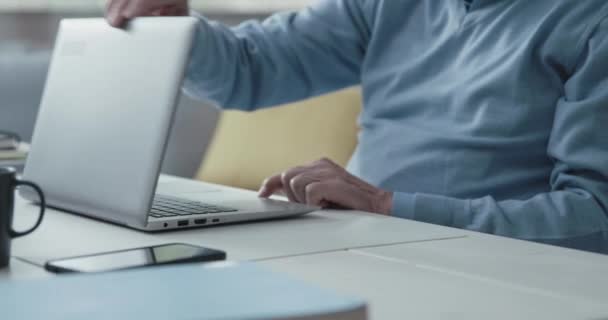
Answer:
(280, 171, 291, 184)
(282, 167, 303, 181)
(316, 157, 336, 168)
(305, 183, 316, 193)
(327, 178, 343, 187)
(289, 176, 301, 189)
(281, 175, 291, 188)
(289, 178, 298, 190)
(305, 182, 323, 194)
(304, 184, 317, 203)
(316, 157, 330, 164)
(319, 168, 335, 177)
(263, 173, 281, 184)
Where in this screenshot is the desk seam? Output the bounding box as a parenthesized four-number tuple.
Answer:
(250, 235, 467, 262)
(349, 249, 608, 308)
(12, 256, 45, 269)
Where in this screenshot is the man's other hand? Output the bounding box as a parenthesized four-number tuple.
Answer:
(259, 158, 393, 215)
(105, 0, 189, 28)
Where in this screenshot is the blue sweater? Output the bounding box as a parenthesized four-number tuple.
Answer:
(183, 0, 608, 253)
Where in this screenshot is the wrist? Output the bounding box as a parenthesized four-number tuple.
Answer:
(374, 190, 393, 215)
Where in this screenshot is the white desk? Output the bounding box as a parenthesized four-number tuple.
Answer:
(351, 234, 608, 305)
(6, 175, 608, 320)
(12, 176, 464, 266)
(0, 258, 50, 280)
(260, 250, 608, 320)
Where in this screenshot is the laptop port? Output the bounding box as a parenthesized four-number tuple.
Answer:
(212, 218, 220, 223)
(178, 220, 189, 227)
(194, 219, 207, 225)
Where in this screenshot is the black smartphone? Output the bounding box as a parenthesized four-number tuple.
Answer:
(45, 243, 226, 274)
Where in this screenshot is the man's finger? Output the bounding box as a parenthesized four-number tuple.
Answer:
(105, 0, 120, 26)
(106, 0, 129, 27)
(280, 167, 306, 203)
(258, 174, 283, 198)
(305, 182, 327, 207)
(289, 174, 308, 203)
(291, 172, 323, 204)
(105, 0, 116, 12)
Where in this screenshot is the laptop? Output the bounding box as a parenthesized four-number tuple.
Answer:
(22, 17, 317, 232)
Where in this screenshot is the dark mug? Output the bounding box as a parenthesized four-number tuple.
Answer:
(0, 167, 45, 268)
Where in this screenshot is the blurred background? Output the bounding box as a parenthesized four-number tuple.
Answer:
(0, 0, 313, 177)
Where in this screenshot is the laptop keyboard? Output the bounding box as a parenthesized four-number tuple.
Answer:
(150, 195, 238, 218)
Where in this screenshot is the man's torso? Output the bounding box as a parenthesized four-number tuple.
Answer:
(349, 0, 608, 200)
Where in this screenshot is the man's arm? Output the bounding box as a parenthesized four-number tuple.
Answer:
(259, 17, 608, 254)
(183, 0, 373, 110)
(391, 17, 608, 253)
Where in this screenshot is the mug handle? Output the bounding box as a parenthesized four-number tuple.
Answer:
(10, 180, 46, 238)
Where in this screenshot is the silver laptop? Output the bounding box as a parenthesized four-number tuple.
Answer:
(22, 17, 317, 231)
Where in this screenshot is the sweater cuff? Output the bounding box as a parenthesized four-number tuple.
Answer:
(391, 192, 470, 228)
(391, 192, 416, 219)
(183, 12, 212, 99)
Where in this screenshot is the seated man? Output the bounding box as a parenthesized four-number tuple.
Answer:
(106, 0, 608, 253)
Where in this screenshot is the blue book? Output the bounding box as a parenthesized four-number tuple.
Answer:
(0, 262, 366, 320)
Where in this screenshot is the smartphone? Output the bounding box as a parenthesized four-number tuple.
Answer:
(45, 243, 226, 274)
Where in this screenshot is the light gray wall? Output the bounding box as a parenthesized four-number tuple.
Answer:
(0, 12, 264, 178)
(0, 46, 48, 142)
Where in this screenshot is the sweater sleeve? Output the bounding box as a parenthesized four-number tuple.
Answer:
(391, 18, 608, 254)
(183, 0, 374, 110)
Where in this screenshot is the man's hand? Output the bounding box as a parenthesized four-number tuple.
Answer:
(259, 158, 393, 215)
(105, 0, 189, 27)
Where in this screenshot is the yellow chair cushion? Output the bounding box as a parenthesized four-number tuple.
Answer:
(196, 87, 362, 191)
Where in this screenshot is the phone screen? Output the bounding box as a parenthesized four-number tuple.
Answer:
(46, 244, 225, 273)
